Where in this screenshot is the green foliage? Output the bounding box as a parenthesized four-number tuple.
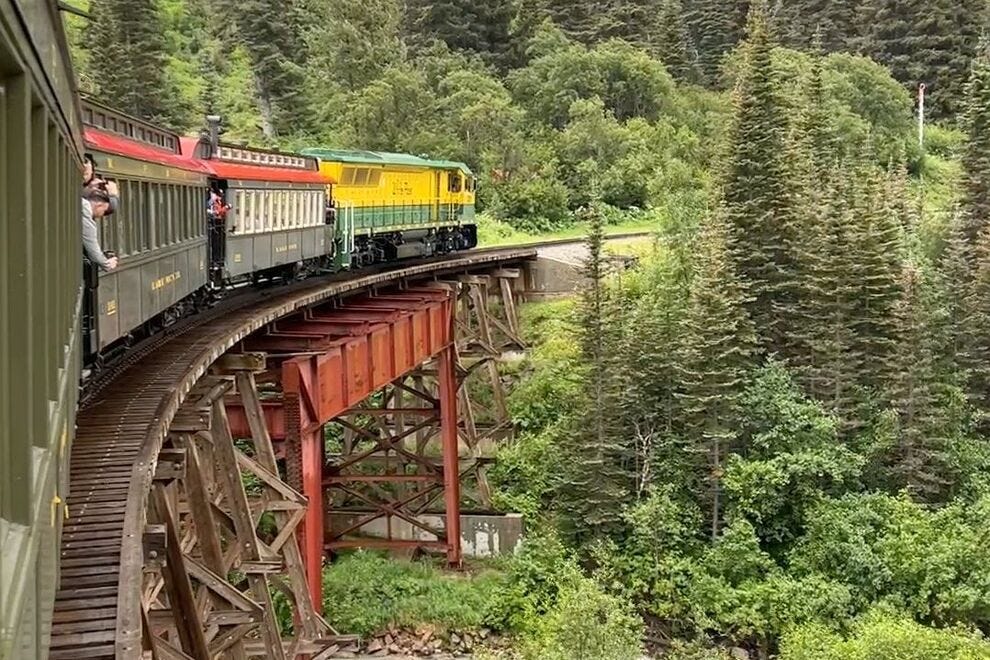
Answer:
(780, 609, 990, 660)
(726, 363, 863, 545)
(961, 43, 990, 246)
(520, 576, 644, 660)
(320, 552, 510, 636)
(789, 494, 990, 625)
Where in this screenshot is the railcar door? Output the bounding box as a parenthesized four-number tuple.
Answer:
(207, 179, 229, 287)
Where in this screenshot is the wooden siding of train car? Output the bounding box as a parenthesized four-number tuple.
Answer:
(87, 148, 209, 348)
(224, 181, 331, 278)
(0, 2, 84, 658)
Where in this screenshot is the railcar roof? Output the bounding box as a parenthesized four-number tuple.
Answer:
(85, 128, 212, 174)
(300, 148, 473, 174)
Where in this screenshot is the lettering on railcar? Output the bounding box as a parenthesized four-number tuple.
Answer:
(234, 253, 242, 263)
(391, 180, 413, 196)
(105, 299, 117, 315)
(274, 243, 299, 254)
(151, 271, 182, 291)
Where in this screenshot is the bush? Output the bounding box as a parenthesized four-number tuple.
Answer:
(321, 552, 510, 636)
(521, 576, 644, 660)
(780, 610, 990, 660)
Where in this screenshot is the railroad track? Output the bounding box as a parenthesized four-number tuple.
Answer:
(51, 233, 649, 658)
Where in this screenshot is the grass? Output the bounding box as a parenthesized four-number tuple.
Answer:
(476, 213, 657, 247)
(321, 551, 512, 637)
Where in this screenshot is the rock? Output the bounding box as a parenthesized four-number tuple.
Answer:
(366, 639, 384, 653)
(335, 653, 356, 659)
(450, 633, 461, 646)
(388, 643, 401, 653)
(730, 647, 750, 660)
(385, 633, 394, 646)
(479, 628, 491, 639)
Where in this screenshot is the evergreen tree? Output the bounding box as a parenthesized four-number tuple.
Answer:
(847, 162, 905, 394)
(676, 212, 757, 540)
(405, 0, 515, 71)
(887, 264, 949, 501)
(85, 0, 185, 128)
(653, 0, 702, 83)
(800, 175, 861, 425)
(961, 41, 990, 247)
(962, 225, 990, 419)
(542, 0, 618, 45)
(774, 0, 863, 53)
(223, 0, 309, 138)
(557, 191, 631, 543)
(861, 0, 985, 120)
(688, 0, 748, 86)
(933, 211, 972, 377)
(720, 0, 803, 357)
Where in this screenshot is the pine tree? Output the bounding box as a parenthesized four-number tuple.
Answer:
(557, 192, 631, 543)
(887, 264, 949, 501)
(652, 0, 702, 83)
(933, 211, 972, 377)
(720, 0, 803, 357)
(688, 0, 748, 86)
(861, 0, 985, 120)
(676, 212, 757, 540)
(847, 161, 905, 394)
(962, 225, 990, 419)
(960, 41, 990, 247)
(405, 0, 515, 71)
(85, 0, 185, 128)
(223, 0, 309, 138)
(774, 0, 863, 52)
(802, 177, 861, 424)
(542, 0, 619, 45)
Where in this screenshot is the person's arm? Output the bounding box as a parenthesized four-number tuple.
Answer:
(81, 200, 111, 270)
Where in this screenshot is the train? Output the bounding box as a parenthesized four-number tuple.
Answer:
(81, 100, 479, 363)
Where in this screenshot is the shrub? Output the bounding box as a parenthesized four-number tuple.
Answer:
(521, 576, 644, 660)
(321, 552, 510, 636)
(780, 610, 990, 660)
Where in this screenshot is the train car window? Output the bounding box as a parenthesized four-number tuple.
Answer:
(353, 168, 369, 186)
(449, 173, 462, 193)
(166, 185, 176, 245)
(368, 170, 382, 187)
(244, 190, 253, 234)
(342, 167, 356, 185)
(140, 181, 151, 252)
(183, 186, 191, 240)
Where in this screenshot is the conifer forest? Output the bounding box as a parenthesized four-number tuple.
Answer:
(71, 0, 990, 657)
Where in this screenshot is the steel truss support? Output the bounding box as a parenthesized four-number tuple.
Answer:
(220, 273, 525, 619)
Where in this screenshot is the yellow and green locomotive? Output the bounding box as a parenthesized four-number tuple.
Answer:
(303, 149, 478, 264)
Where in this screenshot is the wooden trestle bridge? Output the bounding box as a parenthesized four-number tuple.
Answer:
(50, 248, 538, 659)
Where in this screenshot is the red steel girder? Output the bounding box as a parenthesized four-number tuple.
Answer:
(226, 286, 460, 611)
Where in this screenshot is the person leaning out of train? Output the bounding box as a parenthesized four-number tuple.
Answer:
(81, 181, 119, 271)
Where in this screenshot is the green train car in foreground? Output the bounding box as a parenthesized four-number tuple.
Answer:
(0, 1, 83, 657)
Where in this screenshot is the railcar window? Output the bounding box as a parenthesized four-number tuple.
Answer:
(167, 185, 177, 245)
(248, 190, 257, 233)
(368, 170, 382, 187)
(449, 173, 462, 193)
(353, 168, 369, 186)
(342, 167, 356, 185)
(267, 191, 275, 232)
